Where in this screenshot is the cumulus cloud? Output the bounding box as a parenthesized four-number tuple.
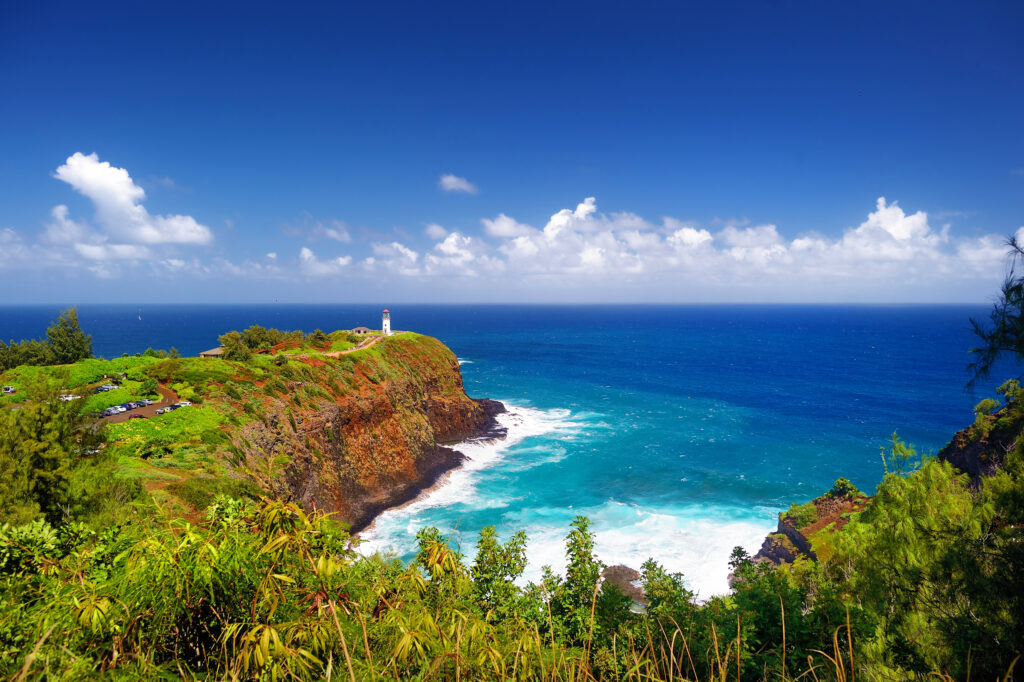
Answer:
(299, 246, 352, 276)
(438, 173, 479, 194)
(418, 195, 1012, 301)
(54, 152, 213, 244)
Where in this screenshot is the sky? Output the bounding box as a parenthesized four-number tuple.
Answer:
(1, 0, 1022, 303)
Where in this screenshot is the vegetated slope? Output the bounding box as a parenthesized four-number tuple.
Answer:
(745, 379, 1024, 676)
(0, 331, 500, 528)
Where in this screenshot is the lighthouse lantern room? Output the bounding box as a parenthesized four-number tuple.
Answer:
(382, 308, 391, 336)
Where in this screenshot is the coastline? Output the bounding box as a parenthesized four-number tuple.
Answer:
(349, 398, 508, 535)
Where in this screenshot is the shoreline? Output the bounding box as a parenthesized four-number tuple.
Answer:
(349, 398, 508, 535)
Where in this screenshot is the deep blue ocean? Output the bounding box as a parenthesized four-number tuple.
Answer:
(0, 304, 1008, 595)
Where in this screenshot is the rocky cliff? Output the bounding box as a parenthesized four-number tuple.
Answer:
(937, 404, 1021, 483)
(228, 334, 505, 531)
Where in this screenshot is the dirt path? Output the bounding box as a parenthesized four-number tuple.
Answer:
(321, 335, 384, 358)
(98, 384, 179, 425)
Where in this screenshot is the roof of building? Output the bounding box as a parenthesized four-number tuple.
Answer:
(199, 346, 224, 356)
(351, 326, 371, 332)
(383, 308, 389, 313)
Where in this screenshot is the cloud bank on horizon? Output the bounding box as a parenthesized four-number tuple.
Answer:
(2, 152, 1018, 302)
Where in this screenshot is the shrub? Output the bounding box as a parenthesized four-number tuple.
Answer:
(829, 477, 860, 499)
(782, 501, 818, 528)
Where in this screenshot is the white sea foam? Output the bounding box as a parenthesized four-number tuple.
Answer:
(506, 501, 774, 600)
(457, 358, 473, 365)
(357, 402, 777, 600)
(357, 403, 581, 555)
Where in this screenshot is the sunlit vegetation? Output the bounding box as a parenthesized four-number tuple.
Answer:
(1, 306, 1023, 677)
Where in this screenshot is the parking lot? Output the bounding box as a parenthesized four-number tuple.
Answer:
(98, 385, 182, 424)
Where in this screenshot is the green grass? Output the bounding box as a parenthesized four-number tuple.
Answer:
(781, 501, 818, 528)
(106, 405, 227, 460)
(165, 476, 259, 511)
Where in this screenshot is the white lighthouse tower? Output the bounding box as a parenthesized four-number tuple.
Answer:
(382, 308, 391, 336)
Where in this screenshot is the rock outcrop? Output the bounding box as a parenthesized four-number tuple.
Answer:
(937, 408, 1020, 484)
(754, 492, 866, 566)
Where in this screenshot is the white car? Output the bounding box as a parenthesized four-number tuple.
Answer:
(176, 401, 192, 407)
(2, 386, 15, 395)
(58, 394, 81, 402)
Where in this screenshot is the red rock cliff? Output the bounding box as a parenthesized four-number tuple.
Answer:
(232, 334, 504, 531)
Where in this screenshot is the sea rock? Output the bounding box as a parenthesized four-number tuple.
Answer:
(601, 565, 647, 605)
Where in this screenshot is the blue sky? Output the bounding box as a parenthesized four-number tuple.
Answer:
(1, 0, 1021, 303)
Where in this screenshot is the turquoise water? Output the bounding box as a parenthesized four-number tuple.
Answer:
(0, 304, 1003, 595)
(355, 305, 1003, 596)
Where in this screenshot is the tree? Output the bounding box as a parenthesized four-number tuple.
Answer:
(471, 526, 528, 618)
(218, 331, 251, 362)
(969, 237, 1024, 387)
(242, 325, 272, 350)
(140, 378, 159, 396)
(0, 375, 95, 525)
(307, 329, 329, 347)
(46, 308, 92, 365)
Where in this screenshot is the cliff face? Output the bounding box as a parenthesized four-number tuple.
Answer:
(231, 335, 504, 531)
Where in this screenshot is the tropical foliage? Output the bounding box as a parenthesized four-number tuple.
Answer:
(0, 308, 92, 373)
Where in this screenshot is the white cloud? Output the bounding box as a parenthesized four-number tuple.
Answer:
(267, 252, 277, 260)
(43, 205, 90, 243)
(667, 225, 713, 248)
(436, 196, 1011, 300)
(425, 222, 449, 239)
(74, 243, 152, 260)
(299, 246, 352, 276)
(482, 213, 536, 238)
(719, 224, 781, 248)
(366, 241, 421, 276)
(54, 152, 213, 244)
(438, 173, 479, 194)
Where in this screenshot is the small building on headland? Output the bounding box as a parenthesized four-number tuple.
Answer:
(351, 327, 371, 335)
(199, 346, 224, 358)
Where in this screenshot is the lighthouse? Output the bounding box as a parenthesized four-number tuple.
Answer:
(382, 308, 391, 336)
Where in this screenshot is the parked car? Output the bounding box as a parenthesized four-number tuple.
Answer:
(1, 386, 15, 395)
(58, 394, 81, 402)
(139, 399, 154, 406)
(128, 414, 147, 420)
(155, 408, 166, 415)
(176, 401, 192, 407)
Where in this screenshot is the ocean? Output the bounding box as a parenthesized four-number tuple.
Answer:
(0, 304, 1006, 596)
